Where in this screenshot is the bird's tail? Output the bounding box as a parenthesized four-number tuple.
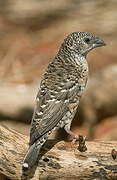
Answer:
(22, 139, 45, 171)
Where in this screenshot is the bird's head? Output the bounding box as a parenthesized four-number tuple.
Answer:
(61, 32, 106, 57)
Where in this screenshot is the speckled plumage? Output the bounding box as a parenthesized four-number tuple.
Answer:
(22, 32, 105, 170)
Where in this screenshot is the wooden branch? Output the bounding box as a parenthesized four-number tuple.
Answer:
(0, 125, 117, 180)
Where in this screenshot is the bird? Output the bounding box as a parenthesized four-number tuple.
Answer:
(22, 32, 105, 170)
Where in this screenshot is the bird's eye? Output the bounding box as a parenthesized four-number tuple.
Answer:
(84, 37, 90, 44)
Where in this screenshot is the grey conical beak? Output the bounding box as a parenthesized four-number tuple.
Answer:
(93, 37, 106, 48)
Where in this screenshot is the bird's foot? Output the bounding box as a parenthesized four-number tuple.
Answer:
(72, 134, 79, 144)
(65, 129, 79, 144)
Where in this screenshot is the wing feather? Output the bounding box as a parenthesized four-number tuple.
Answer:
(30, 88, 69, 145)
(30, 63, 87, 145)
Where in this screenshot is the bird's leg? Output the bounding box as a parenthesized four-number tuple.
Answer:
(66, 129, 79, 144)
(64, 125, 79, 144)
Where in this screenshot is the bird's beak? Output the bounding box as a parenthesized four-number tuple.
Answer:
(93, 37, 106, 48)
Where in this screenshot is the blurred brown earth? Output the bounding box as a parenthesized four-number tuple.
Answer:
(76, 65, 117, 137)
(0, 0, 117, 140)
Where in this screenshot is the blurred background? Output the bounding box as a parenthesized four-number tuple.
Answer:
(0, 0, 117, 140)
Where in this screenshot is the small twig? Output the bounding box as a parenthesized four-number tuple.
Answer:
(111, 149, 117, 160)
(77, 135, 87, 152)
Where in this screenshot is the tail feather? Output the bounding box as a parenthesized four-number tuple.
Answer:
(22, 140, 43, 170)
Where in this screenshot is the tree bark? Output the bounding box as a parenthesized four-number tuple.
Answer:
(0, 125, 117, 180)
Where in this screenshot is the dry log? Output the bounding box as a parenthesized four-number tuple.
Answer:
(0, 125, 117, 180)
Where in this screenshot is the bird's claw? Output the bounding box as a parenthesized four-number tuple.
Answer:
(72, 135, 79, 144)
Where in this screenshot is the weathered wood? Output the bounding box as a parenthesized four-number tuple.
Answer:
(0, 125, 117, 180)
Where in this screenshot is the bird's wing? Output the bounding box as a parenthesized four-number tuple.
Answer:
(30, 84, 69, 145)
(30, 70, 87, 145)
